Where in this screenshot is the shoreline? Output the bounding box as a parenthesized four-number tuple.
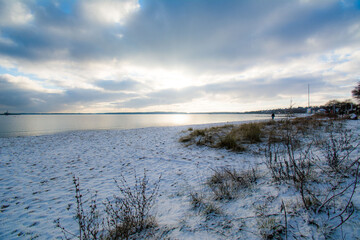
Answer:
(0, 118, 273, 139)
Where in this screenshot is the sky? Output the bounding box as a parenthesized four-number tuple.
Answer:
(0, 0, 359, 113)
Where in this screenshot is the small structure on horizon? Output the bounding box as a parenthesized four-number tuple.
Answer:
(307, 84, 312, 114)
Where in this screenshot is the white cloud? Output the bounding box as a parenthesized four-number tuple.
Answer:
(1, 74, 61, 93)
(0, 0, 33, 26)
(80, 0, 140, 25)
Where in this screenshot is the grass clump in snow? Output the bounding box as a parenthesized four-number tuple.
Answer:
(238, 122, 263, 143)
(207, 167, 258, 200)
(217, 134, 245, 152)
(56, 171, 160, 240)
(189, 192, 221, 216)
(180, 122, 265, 151)
(258, 217, 285, 240)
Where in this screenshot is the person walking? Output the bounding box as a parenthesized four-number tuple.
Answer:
(271, 113, 275, 120)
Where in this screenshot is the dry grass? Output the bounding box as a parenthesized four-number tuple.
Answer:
(180, 122, 266, 151)
(189, 192, 221, 216)
(207, 167, 258, 200)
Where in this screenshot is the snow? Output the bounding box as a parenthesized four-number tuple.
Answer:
(0, 119, 359, 239)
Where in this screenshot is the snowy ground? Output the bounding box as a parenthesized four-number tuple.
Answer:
(0, 119, 359, 239)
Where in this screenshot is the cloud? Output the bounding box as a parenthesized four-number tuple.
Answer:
(0, 0, 128, 61)
(122, 87, 204, 108)
(95, 79, 143, 91)
(79, 0, 140, 25)
(0, 0, 359, 112)
(0, 74, 136, 112)
(120, 74, 337, 109)
(1, 0, 359, 67)
(120, 0, 360, 71)
(0, 0, 33, 26)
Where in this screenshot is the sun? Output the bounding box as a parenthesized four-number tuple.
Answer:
(170, 114, 190, 125)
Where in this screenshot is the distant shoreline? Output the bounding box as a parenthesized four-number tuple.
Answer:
(0, 112, 261, 116)
(0, 106, 312, 115)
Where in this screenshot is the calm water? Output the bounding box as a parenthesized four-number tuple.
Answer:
(0, 114, 277, 137)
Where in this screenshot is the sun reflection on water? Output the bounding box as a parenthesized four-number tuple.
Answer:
(170, 114, 190, 125)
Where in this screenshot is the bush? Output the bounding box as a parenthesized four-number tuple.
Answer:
(56, 171, 161, 240)
(56, 176, 104, 240)
(104, 171, 160, 239)
(319, 122, 359, 174)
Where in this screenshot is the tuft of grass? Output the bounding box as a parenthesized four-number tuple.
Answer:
(238, 122, 263, 143)
(207, 167, 257, 200)
(179, 129, 208, 143)
(258, 217, 285, 240)
(189, 192, 221, 216)
(180, 122, 265, 151)
(217, 134, 245, 152)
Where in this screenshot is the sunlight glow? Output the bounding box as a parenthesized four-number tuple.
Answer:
(170, 114, 190, 125)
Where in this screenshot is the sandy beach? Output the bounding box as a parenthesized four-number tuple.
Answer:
(1, 119, 360, 239)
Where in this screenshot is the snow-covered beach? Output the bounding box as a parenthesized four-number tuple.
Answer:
(0, 120, 256, 239)
(1, 119, 360, 239)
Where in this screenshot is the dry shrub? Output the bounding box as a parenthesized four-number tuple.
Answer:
(57, 172, 161, 240)
(318, 121, 360, 174)
(265, 144, 313, 186)
(104, 171, 160, 239)
(56, 176, 104, 240)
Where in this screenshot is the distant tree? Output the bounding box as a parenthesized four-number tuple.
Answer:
(324, 99, 354, 107)
(324, 99, 341, 107)
(352, 82, 360, 102)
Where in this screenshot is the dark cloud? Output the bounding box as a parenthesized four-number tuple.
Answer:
(95, 79, 142, 91)
(121, 0, 360, 69)
(0, 0, 125, 61)
(0, 77, 36, 108)
(0, 75, 136, 112)
(0, 0, 359, 66)
(121, 75, 338, 108)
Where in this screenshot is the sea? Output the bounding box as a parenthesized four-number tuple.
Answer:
(0, 113, 281, 137)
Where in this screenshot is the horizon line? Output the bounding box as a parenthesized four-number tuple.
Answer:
(1, 107, 313, 115)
